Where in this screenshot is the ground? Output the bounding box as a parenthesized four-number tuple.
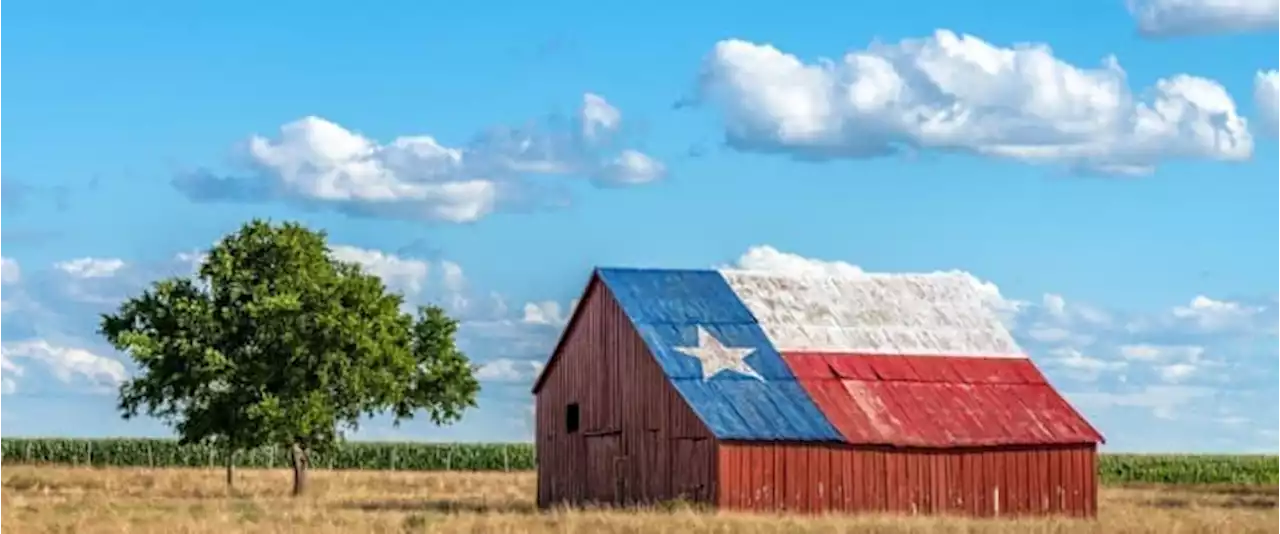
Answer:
(1, 467, 1275, 533)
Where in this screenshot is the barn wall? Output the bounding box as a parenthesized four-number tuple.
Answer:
(716, 441, 1097, 518)
(536, 278, 715, 509)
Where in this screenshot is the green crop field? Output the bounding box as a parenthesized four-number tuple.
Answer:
(2, 438, 1275, 485)
(1, 438, 534, 472)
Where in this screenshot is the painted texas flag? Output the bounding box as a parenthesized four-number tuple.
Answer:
(597, 268, 1103, 447)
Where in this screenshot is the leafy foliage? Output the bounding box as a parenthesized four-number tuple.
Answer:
(99, 219, 480, 493)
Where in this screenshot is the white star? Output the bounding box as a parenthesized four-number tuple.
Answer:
(673, 326, 763, 381)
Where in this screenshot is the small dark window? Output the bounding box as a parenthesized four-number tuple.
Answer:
(565, 403, 580, 434)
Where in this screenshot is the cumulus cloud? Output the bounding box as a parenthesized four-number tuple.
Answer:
(1126, 0, 1279, 36)
(593, 149, 668, 186)
(522, 300, 569, 326)
(695, 30, 1253, 174)
(1, 340, 127, 390)
(729, 245, 866, 278)
(174, 93, 666, 223)
(1045, 347, 1129, 381)
(330, 245, 431, 295)
(1172, 295, 1263, 327)
(54, 258, 127, 279)
(581, 93, 622, 144)
(1255, 70, 1279, 137)
(475, 358, 545, 383)
(723, 244, 1277, 439)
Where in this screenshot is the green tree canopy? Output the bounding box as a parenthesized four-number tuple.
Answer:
(100, 220, 480, 495)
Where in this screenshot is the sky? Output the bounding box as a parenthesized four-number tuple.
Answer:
(1, 0, 1277, 452)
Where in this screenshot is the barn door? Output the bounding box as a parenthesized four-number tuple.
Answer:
(586, 432, 622, 505)
(671, 437, 712, 503)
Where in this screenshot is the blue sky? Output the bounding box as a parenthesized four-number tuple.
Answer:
(2, 0, 1276, 452)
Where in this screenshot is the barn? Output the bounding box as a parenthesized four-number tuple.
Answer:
(531, 267, 1104, 517)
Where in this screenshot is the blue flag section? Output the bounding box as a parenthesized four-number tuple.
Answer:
(598, 268, 843, 442)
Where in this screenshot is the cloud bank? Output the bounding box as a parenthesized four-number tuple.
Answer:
(174, 93, 667, 223)
(695, 30, 1255, 175)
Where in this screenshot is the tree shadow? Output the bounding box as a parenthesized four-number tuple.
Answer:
(341, 499, 537, 515)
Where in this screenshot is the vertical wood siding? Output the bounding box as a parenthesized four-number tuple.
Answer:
(716, 442, 1097, 517)
(536, 278, 715, 509)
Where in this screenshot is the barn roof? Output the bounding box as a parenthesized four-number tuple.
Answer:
(537, 267, 1103, 448)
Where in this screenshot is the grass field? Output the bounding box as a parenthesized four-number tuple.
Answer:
(1, 466, 1276, 533)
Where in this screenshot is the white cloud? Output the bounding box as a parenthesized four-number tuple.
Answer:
(1, 353, 23, 394)
(1, 257, 20, 285)
(1, 340, 127, 390)
(1126, 0, 1280, 36)
(1026, 326, 1096, 346)
(1118, 343, 1206, 362)
(522, 300, 568, 326)
(696, 30, 1253, 174)
(1068, 385, 1212, 420)
(1046, 347, 1127, 381)
(439, 261, 466, 294)
(326, 245, 494, 319)
(1255, 69, 1279, 137)
(1169, 295, 1269, 332)
(730, 245, 867, 278)
(593, 149, 668, 186)
(1158, 362, 1198, 383)
(53, 257, 127, 279)
(1038, 293, 1112, 327)
(175, 93, 666, 222)
(1116, 344, 1211, 384)
(0, 256, 19, 285)
(475, 358, 544, 383)
(581, 93, 622, 144)
(331, 245, 432, 295)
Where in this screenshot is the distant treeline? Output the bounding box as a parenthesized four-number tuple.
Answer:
(2, 438, 1275, 485)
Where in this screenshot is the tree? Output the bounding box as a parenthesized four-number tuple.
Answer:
(100, 220, 480, 495)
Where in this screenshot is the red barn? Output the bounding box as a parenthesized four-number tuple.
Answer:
(531, 267, 1104, 517)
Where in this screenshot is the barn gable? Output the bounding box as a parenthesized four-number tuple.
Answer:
(538, 267, 1102, 448)
(532, 273, 717, 506)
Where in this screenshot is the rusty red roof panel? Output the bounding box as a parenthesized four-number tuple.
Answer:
(782, 353, 1103, 447)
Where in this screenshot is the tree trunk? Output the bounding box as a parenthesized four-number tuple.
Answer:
(290, 443, 309, 497)
(224, 447, 235, 489)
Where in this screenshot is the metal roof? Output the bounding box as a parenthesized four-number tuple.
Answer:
(588, 267, 1103, 447)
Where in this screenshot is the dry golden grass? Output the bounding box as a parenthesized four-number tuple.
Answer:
(1, 466, 1276, 534)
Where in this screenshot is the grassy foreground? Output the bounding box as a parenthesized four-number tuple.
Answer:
(2, 466, 1276, 533)
(4, 438, 1278, 485)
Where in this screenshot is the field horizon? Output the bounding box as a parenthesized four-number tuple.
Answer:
(4, 438, 1277, 487)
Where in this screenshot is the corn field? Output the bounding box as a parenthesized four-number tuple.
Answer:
(1097, 453, 1278, 485)
(1, 438, 1275, 485)
(1, 438, 534, 471)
